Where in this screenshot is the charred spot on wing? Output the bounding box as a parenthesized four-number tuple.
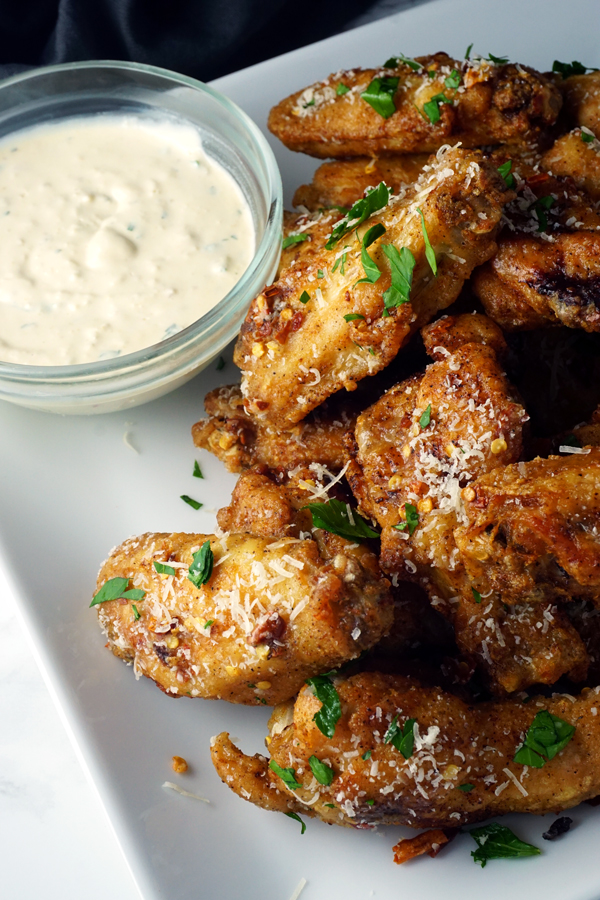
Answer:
(530, 269, 600, 310)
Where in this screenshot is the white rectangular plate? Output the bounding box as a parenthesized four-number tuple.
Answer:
(2, 1, 600, 897)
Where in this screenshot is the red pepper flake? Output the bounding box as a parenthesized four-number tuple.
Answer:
(263, 285, 281, 299)
(392, 828, 457, 864)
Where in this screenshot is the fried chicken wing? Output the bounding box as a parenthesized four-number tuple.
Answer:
(268, 54, 560, 158)
(234, 147, 510, 429)
(421, 312, 508, 360)
(95, 470, 392, 706)
(541, 129, 600, 200)
(211, 671, 600, 830)
(192, 384, 355, 473)
(292, 156, 429, 211)
(561, 71, 600, 138)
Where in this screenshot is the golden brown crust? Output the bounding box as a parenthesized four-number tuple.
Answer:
(421, 312, 508, 360)
(234, 147, 511, 429)
(211, 671, 600, 829)
(561, 71, 600, 138)
(268, 54, 561, 158)
(541, 129, 600, 200)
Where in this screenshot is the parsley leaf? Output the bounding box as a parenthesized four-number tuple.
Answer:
(299, 290, 310, 304)
(384, 54, 421, 71)
(552, 59, 598, 78)
(444, 69, 461, 90)
(417, 207, 437, 275)
(204, 619, 213, 628)
(131, 603, 141, 620)
(187, 541, 214, 588)
(472, 587, 482, 603)
(153, 561, 176, 577)
(487, 53, 509, 65)
(356, 222, 386, 285)
(306, 674, 342, 738)
(285, 811, 306, 833)
(382, 244, 416, 309)
(90, 577, 146, 607)
(303, 498, 379, 540)
(344, 313, 365, 322)
(458, 783, 474, 792)
(362, 76, 399, 119)
(324, 803, 336, 808)
(181, 494, 202, 510)
(269, 760, 302, 790)
(532, 195, 555, 232)
(469, 823, 541, 867)
(193, 460, 203, 478)
(423, 92, 452, 124)
(514, 709, 575, 768)
(216, 356, 226, 371)
(383, 714, 416, 758)
(366, 799, 375, 806)
(497, 159, 516, 189)
(282, 233, 308, 250)
(326, 183, 391, 249)
(317, 269, 325, 278)
(309, 755, 334, 785)
(419, 404, 431, 429)
(465, 43, 473, 60)
(362, 750, 372, 760)
(393, 503, 419, 535)
(336, 83, 350, 96)
(581, 129, 595, 143)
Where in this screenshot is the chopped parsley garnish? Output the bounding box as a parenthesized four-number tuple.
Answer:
(309, 755, 334, 786)
(344, 313, 366, 322)
(132, 603, 141, 621)
(497, 159, 516, 189)
(581, 129, 595, 143)
(306, 674, 342, 738)
(458, 783, 474, 792)
(193, 460, 204, 478)
(324, 803, 336, 808)
(187, 541, 214, 588)
(472, 587, 482, 603)
(269, 760, 302, 790)
(336, 83, 350, 96)
(362, 76, 400, 119)
(444, 69, 461, 90)
(90, 577, 146, 607)
(418, 207, 437, 276)
(465, 43, 473, 60)
(216, 356, 226, 371)
(356, 222, 386, 285)
(303, 498, 379, 541)
(469, 823, 540, 867)
(513, 709, 575, 768)
(362, 750, 372, 760)
(487, 53, 509, 65)
(393, 503, 419, 535)
(423, 92, 452, 124)
(299, 290, 310, 304)
(366, 799, 375, 806)
(384, 54, 421, 71)
(153, 561, 176, 577)
(317, 269, 325, 278)
(204, 619, 214, 628)
(181, 495, 202, 510)
(285, 811, 306, 833)
(532, 195, 555, 232)
(419, 404, 431, 429)
(304, 98, 315, 107)
(383, 715, 416, 759)
(552, 59, 598, 78)
(382, 244, 416, 310)
(282, 233, 308, 250)
(326, 182, 391, 249)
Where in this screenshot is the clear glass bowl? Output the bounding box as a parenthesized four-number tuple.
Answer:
(0, 61, 282, 414)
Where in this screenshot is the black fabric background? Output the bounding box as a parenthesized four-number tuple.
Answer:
(0, 0, 378, 81)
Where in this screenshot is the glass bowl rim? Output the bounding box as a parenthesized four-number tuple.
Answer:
(0, 58, 282, 383)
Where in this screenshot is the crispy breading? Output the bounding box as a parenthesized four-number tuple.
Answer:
(211, 672, 600, 829)
(95, 471, 392, 705)
(268, 54, 561, 158)
(421, 312, 508, 360)
(345, 336, 588, 692)
(192, 384, 355, 473)
(560, 71, 600, 138)
(541, 129, 600, 200)
(234, 146, 510, 429)
(293, 156, 429, 211)
(280, 209, 339, 274)
(473, 231, 600, 332)
(455, 450, 600, 606)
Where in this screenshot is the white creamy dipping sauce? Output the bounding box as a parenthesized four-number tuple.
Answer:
(0, 115, 255, 365)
